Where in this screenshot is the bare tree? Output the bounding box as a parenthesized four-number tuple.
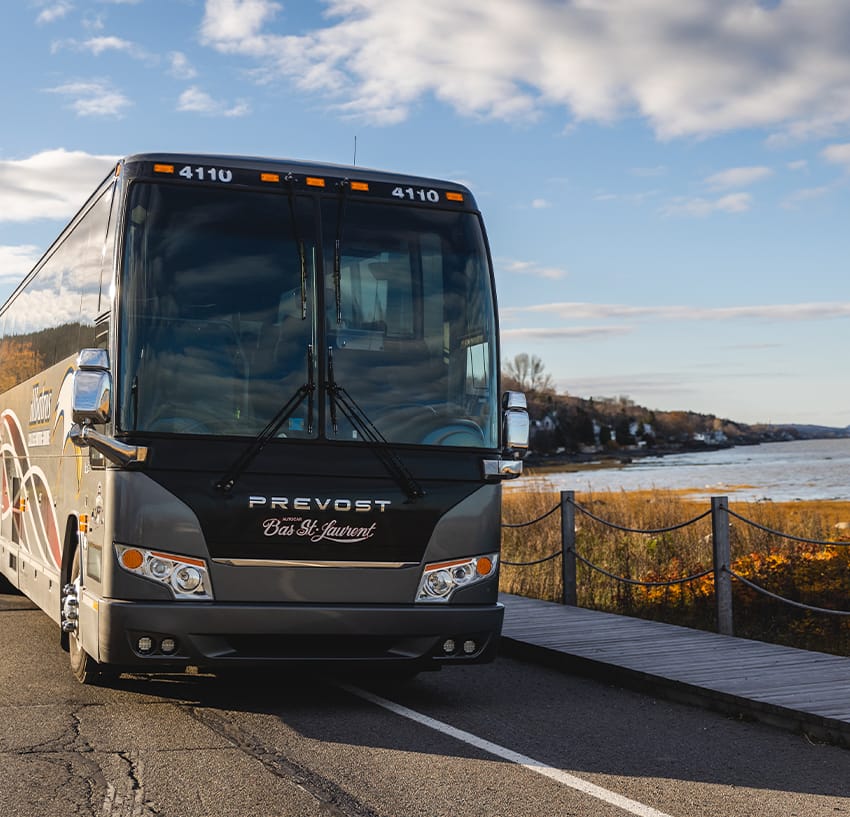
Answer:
(503, 353, 554, 393)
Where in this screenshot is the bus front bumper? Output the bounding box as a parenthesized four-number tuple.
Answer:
(95, 599, 504, 671)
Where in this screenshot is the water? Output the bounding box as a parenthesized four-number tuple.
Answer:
(515, 438, 850, 502)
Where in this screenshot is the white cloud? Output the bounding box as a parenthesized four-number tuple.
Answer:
(663, 192, 753, 217)
(169, 51, 198, 80)
(177, 86, 251, 117)
(781, 185, 831, 210)
(822, 142, 850, 167)
(0, 245, 41, 284)
(503, 301, 850, 323)
(498, 258, 567, 281)
(530, 198, 550, 209)
(36, 2, 73, 24)
(201, 0, 281, 43)
(84, 35, 135, 55)
(199, 0, 850, 138)
(704, 166, 773, 190)
(52, 36, 156, 63)
(0, 149, 117, 223)
(45, 79, 132, 117)
(500, 325, 632, 340)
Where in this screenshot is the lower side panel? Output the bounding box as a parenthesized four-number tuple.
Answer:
(96, 599, 504, 671)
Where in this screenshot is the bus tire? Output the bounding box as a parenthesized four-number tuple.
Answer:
(67, 548, 101, 685)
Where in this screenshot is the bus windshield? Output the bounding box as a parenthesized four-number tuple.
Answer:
(118, 181, 498, 448)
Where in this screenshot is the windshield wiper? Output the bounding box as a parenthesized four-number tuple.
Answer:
(215, 345, 315, 492)
(326, 347, 425, 501)
(285, 173, 308, 320)
(333, 179, 349, 325)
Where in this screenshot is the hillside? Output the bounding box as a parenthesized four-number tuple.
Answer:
(502, 361, 849, 458)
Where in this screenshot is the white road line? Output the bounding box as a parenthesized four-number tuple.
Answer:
(340, 684, 674, 817)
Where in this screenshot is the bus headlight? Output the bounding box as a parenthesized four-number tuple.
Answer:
(415, 554, 498, 603)
(115, 545, 213, 600)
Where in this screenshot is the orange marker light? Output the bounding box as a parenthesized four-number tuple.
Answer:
(446, 191, 464, 202)
(476, 556, 493, 576)
(260, 172, 280, 183)
(350, 181, 369, 192)
(153, 164, 175, 174)
(78, 513, 88, 533)
(121, 549, 144, 570)
(151, 551, 206, 568)
(306, 176, 326, 187)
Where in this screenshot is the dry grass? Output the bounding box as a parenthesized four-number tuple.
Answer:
(501, 485, 850, 655)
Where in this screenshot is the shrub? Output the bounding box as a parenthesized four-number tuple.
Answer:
(500, 486, 850, 655)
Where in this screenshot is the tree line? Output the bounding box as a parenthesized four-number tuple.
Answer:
(501, 353, 798, 456)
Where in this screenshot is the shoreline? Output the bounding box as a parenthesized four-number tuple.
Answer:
(522, 442, 732, 474)
(514, 437, 850, 503)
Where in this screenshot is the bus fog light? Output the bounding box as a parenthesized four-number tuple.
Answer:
(442, 638, 456, 654)
(463, 639, 477, 655)
(160, 637, 177, 654)
(416, 554, 499, 602)
(137, 636, 154, 653)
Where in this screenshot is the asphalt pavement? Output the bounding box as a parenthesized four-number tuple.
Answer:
(1, 590, 849, 817)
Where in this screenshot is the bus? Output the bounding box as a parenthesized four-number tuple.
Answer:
(0, 152, 528, 683)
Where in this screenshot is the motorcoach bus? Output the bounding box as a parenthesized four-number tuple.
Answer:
(0, 152, 528, 683)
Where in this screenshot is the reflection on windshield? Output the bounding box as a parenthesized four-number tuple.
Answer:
(119, 183, 315, 437)
(323, 199, 498, 449)
(118, 182, 498, 449)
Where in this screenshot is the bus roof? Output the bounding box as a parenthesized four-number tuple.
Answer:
(122, 152, 478, 206)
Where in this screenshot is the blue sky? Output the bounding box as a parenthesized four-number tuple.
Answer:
(2, 0, 849, 427)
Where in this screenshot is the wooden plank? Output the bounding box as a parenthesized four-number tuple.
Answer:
(499, 592, 850, 738)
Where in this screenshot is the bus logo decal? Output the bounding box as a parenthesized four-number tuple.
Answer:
(29, 385, 53, 425)
(261, 517, 379, 544)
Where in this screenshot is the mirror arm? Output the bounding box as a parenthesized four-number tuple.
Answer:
(482, 458, 523, 481)
(70, 423, 148, 468)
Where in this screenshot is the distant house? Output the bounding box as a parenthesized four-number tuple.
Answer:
(693, 430, 728, 445)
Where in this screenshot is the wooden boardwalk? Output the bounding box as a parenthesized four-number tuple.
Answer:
(499, 592, 850, 746)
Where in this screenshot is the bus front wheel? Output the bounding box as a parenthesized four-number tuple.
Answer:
(64, 548, 101, 685)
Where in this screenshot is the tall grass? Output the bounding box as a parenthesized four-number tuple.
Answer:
(501, 484, 850, 655)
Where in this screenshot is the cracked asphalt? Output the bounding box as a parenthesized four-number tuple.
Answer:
(2, 586, 850, 817)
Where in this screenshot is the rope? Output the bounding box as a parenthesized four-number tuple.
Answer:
(727, 509, 850, 547)
(570, 498, 712, 534)
(502, 502, 561, 528)
(727, 569, 850, 616)
(502, 550, 563, 567)
(573, 551, 713, 587)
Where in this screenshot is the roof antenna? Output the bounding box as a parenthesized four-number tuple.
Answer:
(353, 135, 357, 167)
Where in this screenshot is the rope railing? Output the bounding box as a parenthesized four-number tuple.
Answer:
(727, 569, 850, 617)
(570, 497, 712, 534)
(502, 550, 563, 567)
(573, 551, 713, 588)
(727, 508, 850, 547)
(501, 502, 560, 529)
(501, 489, 850, 637)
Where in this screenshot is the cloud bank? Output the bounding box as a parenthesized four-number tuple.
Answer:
(503, 300, 850, 324)
(200, 0, 850, 138)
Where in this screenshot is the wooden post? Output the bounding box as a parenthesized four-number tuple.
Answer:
(561, 490, 577, 606)
(711, 495, 734, 636)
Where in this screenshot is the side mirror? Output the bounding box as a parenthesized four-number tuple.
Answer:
(69, 348, 148, 468)
(502, 391, 530, 453)
(72, 349, 112, 425)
